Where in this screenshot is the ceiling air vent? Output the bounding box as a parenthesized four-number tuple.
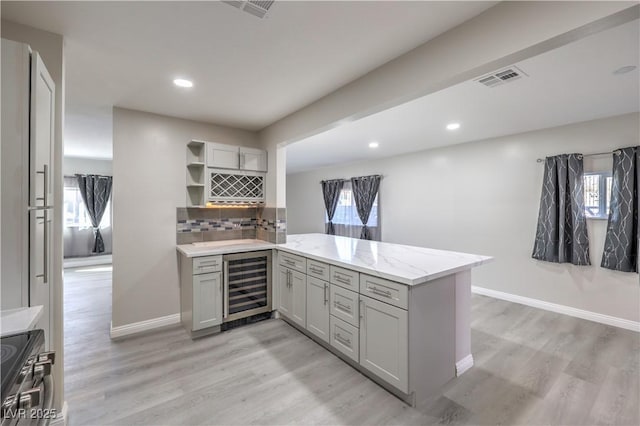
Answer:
(223, 0, 275, 19)
(476, 66, 528, 88)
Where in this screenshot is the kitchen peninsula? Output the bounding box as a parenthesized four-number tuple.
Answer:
(177, 233, 492, 407)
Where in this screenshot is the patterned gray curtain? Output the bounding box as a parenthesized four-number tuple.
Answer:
(602, 146, 639, 273)
(76, 174, 113, 253)
(351, 175, 381, 240)
(532, 154, 590, 265)
(321, 179, 344, 235)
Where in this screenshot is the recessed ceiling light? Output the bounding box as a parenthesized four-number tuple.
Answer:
(613, 65, 637, 75)
(446, 122, 461, 131)
(368, 142, 379, 149)
(173, 78, 193, 88)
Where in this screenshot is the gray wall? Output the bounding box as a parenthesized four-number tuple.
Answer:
(286, 113, 640, 323)
(2, 19, 66, 412)
(112, 107, 259, 328)
(63, 157, 113, 258)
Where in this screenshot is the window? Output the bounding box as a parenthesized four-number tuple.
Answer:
(325, 182, 379, 239)
(584, 172, 612, 219)
(63, 177, 111, 228)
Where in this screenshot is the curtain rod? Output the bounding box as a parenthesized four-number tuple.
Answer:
(536, 150, 622, 163)
(321, 175, 382, 183)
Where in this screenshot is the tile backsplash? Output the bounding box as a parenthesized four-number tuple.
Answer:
(176, 207, 286, 244)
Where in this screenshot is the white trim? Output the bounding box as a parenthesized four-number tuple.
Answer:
(109, 313, 181, 339)
(50, 401, 68, 426)
(64, 255, 112, 269)
(472, 286, 640, 332)
(455, 354, 474, 376)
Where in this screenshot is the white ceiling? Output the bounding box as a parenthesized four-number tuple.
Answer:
(286, 19, 640, 174)
(1, 1, 496, 159)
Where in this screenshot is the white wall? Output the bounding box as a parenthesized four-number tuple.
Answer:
(63, 156, 112, 176)
(286, 113, 640, 323)
(2, 20, 66, 412)
(112, 108, 259, 328)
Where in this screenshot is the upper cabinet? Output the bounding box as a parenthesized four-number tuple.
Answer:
(206, 142, 267, 172)
(207, 142, 240, 170)
(240, 147, 267, 172)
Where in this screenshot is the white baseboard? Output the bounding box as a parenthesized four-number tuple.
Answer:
(472, 286, 640, 332)
(110, 313, 181, 339)
(50, 401, 68, 426)
(456, 354, 474, 376)
(64, 255, 112, 269)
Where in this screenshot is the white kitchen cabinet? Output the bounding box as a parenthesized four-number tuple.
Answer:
(330, 316, 359, 363)
(277, 265, 293, 317)
(180, 254, 223, 337)
(193, 272, 223, 330)
(240, 147, 267, 172)
(330, 284, 359, 328)
(207, 142, 240, 169)
(359, 295, 408, 393)
(291, 270, 307, 328)
(306, 276, 329, 343)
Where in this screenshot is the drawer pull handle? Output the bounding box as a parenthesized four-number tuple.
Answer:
(334, 275, 350, 284)
(198, 262, 218, 267)
(284, 259, 295, 266)
(369, 286, 392, 298)
(309, 266, 323, 274)
(333, 301, 351, 313)
(334, 333, 351, 346)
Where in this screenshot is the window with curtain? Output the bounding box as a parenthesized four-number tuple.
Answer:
(584, 172, 613, 219)
(325, 181, 380, 240)
(64, 176, 111, 229)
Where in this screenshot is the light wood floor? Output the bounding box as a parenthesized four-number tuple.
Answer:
(64, 267, 639, 425)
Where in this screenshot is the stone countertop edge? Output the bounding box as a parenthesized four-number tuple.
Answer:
(1, 305, 44, 336)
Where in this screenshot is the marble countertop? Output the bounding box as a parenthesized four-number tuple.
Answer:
(177, 239, 276, 257)
(278, 234, 492, 286)
(1, 305, 44, 336)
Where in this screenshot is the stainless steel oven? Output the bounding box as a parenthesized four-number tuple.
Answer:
(223, 250, 272, 322)
(1, 330, 55, 426)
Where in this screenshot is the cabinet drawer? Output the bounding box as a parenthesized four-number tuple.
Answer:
(279, 252, 306, 273)
(193, 255, 222, 275)
(307, 259, 330, 281)
(330, 266, 359, 291)
(330, 316, 359, 363)
(359, 274, 408, 310)
(330, 285, 360, 328)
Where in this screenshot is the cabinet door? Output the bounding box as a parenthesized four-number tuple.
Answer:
(277, 266, 292, 317)
(291, 270, 307, 328)
(239, 147, 267, 172)
(29, 209, 52, 348)
(193, 272, 222, 330)
(306, 276, 329, 343)
(359, 295, 408, 393)
(207, 142, 239, 169)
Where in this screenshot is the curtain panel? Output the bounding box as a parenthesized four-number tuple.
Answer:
(601, 146, 639, 273)
(532, 154, 590, 265)
(76, 174, 113, 253)
(351, 175, 381, 240)
(321, 179, 345, 235)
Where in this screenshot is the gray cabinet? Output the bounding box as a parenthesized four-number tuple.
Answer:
(330, 284, 359, 327)
(306, 276, 329, 343)
(278, 265, 306, 328)
(240, 147, 267, 172)
(207, 142, 240, 169)
(359, 295, 408, 393)
(193, 272, 222, 330)
(180, 254, 223, 336)
(329, 316, 359, 363)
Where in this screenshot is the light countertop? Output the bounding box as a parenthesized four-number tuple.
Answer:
(1, 305, 44, 336)
(177, 234, 492, 286)
(278, 234, 492, 286)
(177, 239, 275, 257)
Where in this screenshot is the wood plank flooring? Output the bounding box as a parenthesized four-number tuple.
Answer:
(64, 266, 639, 425)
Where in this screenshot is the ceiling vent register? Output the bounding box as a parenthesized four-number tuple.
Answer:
(476, 66, 528, 88)
(209, 172, 265, 204)
(223, 0, 275, 19)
